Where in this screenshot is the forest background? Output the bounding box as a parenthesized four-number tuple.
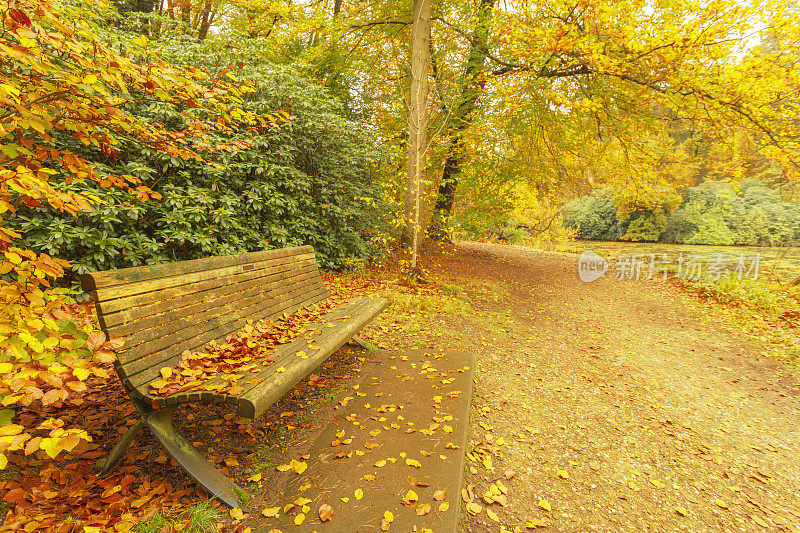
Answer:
(1, 0, 799, 466)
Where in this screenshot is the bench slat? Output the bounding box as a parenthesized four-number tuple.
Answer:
(99, 257, 317, 325)
(81, 246, 314, 292)
(116, 276, 326, 371)
(106, 267, 320, 342)
(121, 286, 330, 390)
(91, 252, 316, 306)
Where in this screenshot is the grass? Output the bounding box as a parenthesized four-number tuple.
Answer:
(137, 500, 226, 533)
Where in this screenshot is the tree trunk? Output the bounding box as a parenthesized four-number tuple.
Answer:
(197, 0, 214, 40)
(427, 0, 494, 240)
(403, 0, 431, 272)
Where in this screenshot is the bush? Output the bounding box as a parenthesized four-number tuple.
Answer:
(562, 190, 626, 240)
(8, 62, 385, 276)
(566, 181, 800, 246)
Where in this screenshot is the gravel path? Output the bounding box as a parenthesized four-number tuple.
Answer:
(430, 241, 800, 533)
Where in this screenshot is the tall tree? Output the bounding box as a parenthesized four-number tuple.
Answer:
(404, 0, 431, 273)
(427, 0, 494, 239)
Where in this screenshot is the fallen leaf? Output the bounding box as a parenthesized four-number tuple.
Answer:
(294, 513, 305, 525)
(433, 490, 446, 501)
(416, 503, 431, 516)
(538, 499, 551, 511)
(380, 510, 394, 531)
(467, 502, 482, 515)
(716, 499, 729, 509)
(319, 504, 334, 521)
(439, 501, 449, 512)
(262, 507, 280, 518)
(355, 488, 364, 500)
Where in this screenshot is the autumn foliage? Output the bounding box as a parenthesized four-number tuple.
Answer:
(0, 0, 267, 466)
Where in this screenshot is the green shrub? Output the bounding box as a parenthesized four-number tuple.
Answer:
(7, 62, 386, 277)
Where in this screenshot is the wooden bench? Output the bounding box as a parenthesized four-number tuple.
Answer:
(80, 246, 387, 508)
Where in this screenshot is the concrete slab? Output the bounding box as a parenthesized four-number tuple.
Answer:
(254, 349, 474, 533)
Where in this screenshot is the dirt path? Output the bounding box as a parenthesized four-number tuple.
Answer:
(427, 241, 800, 532)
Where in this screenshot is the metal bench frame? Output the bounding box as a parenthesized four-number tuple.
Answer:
(81, 246, 387, 507)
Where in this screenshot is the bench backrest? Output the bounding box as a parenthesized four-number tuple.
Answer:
(80, 246, 329, 394)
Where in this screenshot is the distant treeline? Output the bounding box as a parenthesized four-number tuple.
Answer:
(563, 181, 800, 246)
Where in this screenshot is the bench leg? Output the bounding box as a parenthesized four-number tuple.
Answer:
(99, 418, 146, 474)
(349, 335, 371, 350)
(144, 406, 247, 509)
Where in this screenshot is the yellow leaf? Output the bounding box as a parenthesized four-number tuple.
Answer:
(19, 37, 37, 48)
(416, 503, 431, 515)
(248, 473, 262, 482)
(675, 507, 688, 516)
(83, 527, 102, 533)
(406, 490, 418, 502)
(557, 469, 569, 479)
(363, 474, 376, 481)
(83, 74, 98, 85)
(467, 502, 482, 515)
(439, 501, 449, 512)
(160, 367, 172, 379)
(294, 497, 311, 506)
(538, 499, 551, 511)
(39, 437, 61, 459)
(262, 507, 280, 518)
(355, 488, 363, 500)
(340, 497, 349, 502)
(487, 508, 500, 522)
(374, 460, 386, 467)
(406, 458, 421, 468)
(294, 513, 305, 525)
(0, 363, 13, 374)
(291, 460, 307, 474)
(229, 508, 244, 520)
(276, 367, 286, 373)
(383, 511, 394, 522)
(73, 367, 92, 381)
(716, 499, 728, 509)
(526, 518, 547, 528)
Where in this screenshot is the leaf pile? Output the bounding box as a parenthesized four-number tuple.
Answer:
(148, 300, 338, 397)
